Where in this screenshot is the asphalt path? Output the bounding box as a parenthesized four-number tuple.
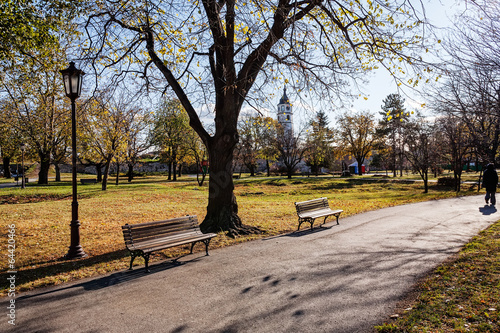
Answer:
(6, 195, 499, 333)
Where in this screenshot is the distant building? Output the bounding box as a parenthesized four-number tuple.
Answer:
(277, 87, 293, 137)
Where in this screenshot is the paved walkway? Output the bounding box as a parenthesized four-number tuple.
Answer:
(6, 195, 499, 333)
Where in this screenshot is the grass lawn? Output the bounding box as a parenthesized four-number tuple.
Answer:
(0, 173, 479, 296)
(375, 221, 500, 332)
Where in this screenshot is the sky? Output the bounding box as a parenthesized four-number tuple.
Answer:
(349, 0, 467, 115)
(220, 0, 470, 130)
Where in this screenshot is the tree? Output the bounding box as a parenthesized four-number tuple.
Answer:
(152, 98, 194, 181)
(304, 111, 335, 176)
(338, 111, 376, 175)
(80, 91, 129, 190)
(0, 0, 82, 61)
(51, 128, 70, 182)
(378, 94, 411, 177)
(431, 0, 500, 167)
(1, 47, 72, 185)
(236, 115, 277, 176)
(434, 112, 472, 192)
(256, 117, 279, 177)
(0, 109, 22, 178)
(123, 106, 153, 183)
(236, 117, 260, 176)
(403, 115, 437, 193)
(184, 129, 208, 186)
(84, 0, 431, 235)
(275, 125, 308, 179)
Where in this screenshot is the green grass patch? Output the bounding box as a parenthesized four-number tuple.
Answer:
(375, 222, 500, 333)
(0, 173, 479, 296)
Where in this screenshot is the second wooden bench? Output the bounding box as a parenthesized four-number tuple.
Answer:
(294, 197, 343, 230)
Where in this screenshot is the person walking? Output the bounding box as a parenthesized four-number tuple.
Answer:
(482, 163, 498, 205)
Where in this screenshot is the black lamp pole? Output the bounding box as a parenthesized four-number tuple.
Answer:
(60, 62, 87, 259)
(20, 143, 25, 189)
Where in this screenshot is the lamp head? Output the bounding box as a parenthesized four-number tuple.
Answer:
(60, 62, 85, 100)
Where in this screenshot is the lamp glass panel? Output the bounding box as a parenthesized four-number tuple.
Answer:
(77, 74, 83, 96)
(70, 74, 79, 95)
(63, 74, 71, 96)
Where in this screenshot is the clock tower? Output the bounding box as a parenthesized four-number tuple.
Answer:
(277, 87, 293, 137)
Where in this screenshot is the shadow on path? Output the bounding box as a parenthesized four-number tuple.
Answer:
(479, 204, 497, 215)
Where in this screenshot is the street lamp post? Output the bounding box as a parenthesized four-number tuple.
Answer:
(60, 62, 87, 259)
(20, 143, 25, 189)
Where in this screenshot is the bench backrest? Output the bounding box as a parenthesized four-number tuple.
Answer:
(295, 197, 330, 215)
(122, 215, 201, 247)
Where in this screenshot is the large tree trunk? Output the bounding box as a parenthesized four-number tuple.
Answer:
(38, 153, 51, 185)
(96, 163, 103, 182)
(101, 155, 112, 191)
(54, 163, 61, 182)
(115, 162, 120, 185)
(356, 157, 365, 175)
(200, 137, 259, 237)
(2, 157, 11, 178)
(172, 150, 178, 181)
(249, 164, 255, 177)
(127, 163, 134, 182)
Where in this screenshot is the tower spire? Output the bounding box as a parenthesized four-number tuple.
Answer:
(279, 85, 289, 105)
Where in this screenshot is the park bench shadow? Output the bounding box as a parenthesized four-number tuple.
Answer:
(264, 223, 336, 240)
(16, 253, 202, 302)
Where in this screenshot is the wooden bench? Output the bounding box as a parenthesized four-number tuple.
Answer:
(80, 178, 97, 184)
(294, 197, 343, 230)
(122, 215, 217, 272)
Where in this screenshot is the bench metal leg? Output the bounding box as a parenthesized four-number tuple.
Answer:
(202, 239, 211, 256)
(298, 218, 315, 231)
(190, 239, 212, 256)
(143, 253, 151, 273)
(128, 250, 141, 270)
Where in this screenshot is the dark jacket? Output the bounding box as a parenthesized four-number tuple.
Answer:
(482, 164, 498, 192)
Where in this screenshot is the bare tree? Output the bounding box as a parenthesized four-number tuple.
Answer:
(431, 0, 500, 166)
(275, 125, 308, 179)
(434, 111, 472, 192)
(403, 115, 438, 193)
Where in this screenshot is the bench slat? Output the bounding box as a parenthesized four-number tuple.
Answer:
(124, 230, 203, 246)
(131, 234, 216, 252)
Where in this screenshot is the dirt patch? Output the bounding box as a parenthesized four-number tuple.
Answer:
(0, 194, 72, 204)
